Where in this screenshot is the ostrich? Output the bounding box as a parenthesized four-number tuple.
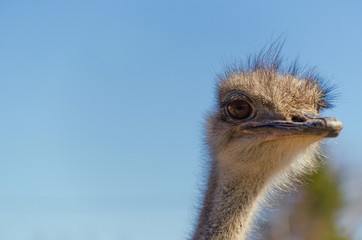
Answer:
(191, 47, 343, 240)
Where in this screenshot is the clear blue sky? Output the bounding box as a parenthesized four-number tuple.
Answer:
(0, 0, 361, 239)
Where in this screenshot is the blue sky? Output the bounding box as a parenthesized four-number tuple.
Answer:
(0, 0, 361, 239)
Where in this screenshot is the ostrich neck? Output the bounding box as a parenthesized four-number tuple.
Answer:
(192, 161, 268, 240)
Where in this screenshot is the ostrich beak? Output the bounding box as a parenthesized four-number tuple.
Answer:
(298, 117, 343, 138)
(241, 117, 343, 141)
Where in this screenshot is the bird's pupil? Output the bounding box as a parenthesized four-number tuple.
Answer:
(227, 100, 252, 120)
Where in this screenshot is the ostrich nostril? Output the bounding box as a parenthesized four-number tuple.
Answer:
(291, 115, 307, 123)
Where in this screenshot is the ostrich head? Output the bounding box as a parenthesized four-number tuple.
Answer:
(207, 52, 343, 182)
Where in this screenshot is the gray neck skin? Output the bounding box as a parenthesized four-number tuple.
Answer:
(192, 164, 267, 240)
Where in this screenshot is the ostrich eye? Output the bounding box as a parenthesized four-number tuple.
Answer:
(226, 100, 252, 120)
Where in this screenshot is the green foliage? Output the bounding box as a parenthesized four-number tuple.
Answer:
(307, 166, 343, 217)
(299, 165, 348, 240)
(259, 162, 350, 240)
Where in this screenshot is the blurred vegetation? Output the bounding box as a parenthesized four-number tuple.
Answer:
(259, 161, 350, 240)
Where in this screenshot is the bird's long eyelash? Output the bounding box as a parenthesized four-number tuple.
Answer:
(220, 93, 253, 108)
